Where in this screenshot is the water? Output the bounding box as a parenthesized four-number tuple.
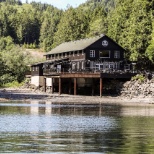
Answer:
(0, 101, 154, 153)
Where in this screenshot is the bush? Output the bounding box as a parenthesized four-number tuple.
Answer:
(132, 74, 145, 82)
(3, 81, 23, 88)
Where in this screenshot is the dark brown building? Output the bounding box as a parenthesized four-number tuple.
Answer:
(31, 34, 135, 96)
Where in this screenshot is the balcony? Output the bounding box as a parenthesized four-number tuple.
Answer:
(43, 66, 138, 79)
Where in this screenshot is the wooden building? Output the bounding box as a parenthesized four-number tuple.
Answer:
(31, 34, 136, 96)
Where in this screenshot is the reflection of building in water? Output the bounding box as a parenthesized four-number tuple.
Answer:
(30, 101, 52, 115)
(45, 101, 52, 115)
(30, 100, 39, 115)
(29, 101, 105, 116)
(29, 102, 154, 117)
(28, 103, 119, 152)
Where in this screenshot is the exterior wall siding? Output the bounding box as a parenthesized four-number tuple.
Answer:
(85, 36, 124, 61)
(31, 64, 43, 76)
(31, 76, 44, 87)
(46, 78, 52, 87)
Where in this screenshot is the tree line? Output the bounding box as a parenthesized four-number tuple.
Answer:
(0, 0, 154, 85)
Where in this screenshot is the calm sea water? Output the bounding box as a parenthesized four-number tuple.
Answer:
(0, 101, 154, 153)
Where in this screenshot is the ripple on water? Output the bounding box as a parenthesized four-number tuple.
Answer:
(0, 114, 116, 133)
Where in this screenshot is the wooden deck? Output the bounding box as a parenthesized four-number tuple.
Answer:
(44, 71, 137, 79)
(60, 72, 100, 78)
(43, 70, 138, 97)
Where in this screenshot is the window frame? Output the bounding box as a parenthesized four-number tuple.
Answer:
(99, 50, 110, 58)
(114, 50, 120, 59)
(90, 50, 95, 58)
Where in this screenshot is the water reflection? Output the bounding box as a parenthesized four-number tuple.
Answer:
(0, 101, 154, 153)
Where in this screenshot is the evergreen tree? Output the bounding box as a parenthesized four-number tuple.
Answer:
(53, 7, 89, 47)
(39, 7, 62, 51)
(87, 4, 107, 36)
(146, 21, 154, 63)
(107, 0, 153, 63)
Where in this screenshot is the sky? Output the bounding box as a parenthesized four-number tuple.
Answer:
(21, 0, 87, 9)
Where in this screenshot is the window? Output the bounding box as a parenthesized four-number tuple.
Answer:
(100, 50, 110, 58)
(65, 53, 67, 57)
(90, 50, 95, 57)
(114, 51, 120, 58)
(109, 62, 114, 69)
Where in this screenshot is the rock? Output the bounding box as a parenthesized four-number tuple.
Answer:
(1, 89, 6, 92)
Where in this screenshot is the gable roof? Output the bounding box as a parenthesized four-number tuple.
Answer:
(45, 34, 105, 55)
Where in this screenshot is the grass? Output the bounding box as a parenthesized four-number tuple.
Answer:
(1, 81, 24, 88)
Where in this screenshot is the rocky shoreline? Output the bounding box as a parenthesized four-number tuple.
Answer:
(0, 87, 154, 106)
(121, 77, 154, 99)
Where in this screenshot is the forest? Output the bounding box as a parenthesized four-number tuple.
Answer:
(0, 0, 154, 86)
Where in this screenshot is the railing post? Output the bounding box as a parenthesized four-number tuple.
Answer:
(51, 78, 54, 94)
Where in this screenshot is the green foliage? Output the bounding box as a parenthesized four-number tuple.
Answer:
(0, 74, 16, 86)
(53, 7, 89, 47)
(2, 81, 24, 88)
(39, 7, 62, 51)
(0, 36, 14, 51)
(145, 21, 154, 63)
(1, 46, 29, 82)
(0, 0, 153, 61)
(0, 36, 37, 86)
(145, 40, 154, 63)
(23, 43, 37, 49)
(0, 0, 153, 73)
(132, 74, 145, 83)
(107, 0, 152, 63)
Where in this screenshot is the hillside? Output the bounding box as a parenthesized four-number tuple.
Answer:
(25, 49, 45, 60)
(0, 0, 154, 86)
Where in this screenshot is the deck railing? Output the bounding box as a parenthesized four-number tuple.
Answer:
(43, 67, 139, 76)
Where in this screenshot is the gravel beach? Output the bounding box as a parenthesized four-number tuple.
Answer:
(0, 88, 154, 106)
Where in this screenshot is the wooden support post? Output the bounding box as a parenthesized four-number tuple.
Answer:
(59, 77, 61, 95)
(51, 78, 54, 94)
(69, 79, 71, 94)
(92, 78, 94, 96)
(100, 78, 103, 97)
(74, 78, 77, 95)
(44, 77, 46, 92)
